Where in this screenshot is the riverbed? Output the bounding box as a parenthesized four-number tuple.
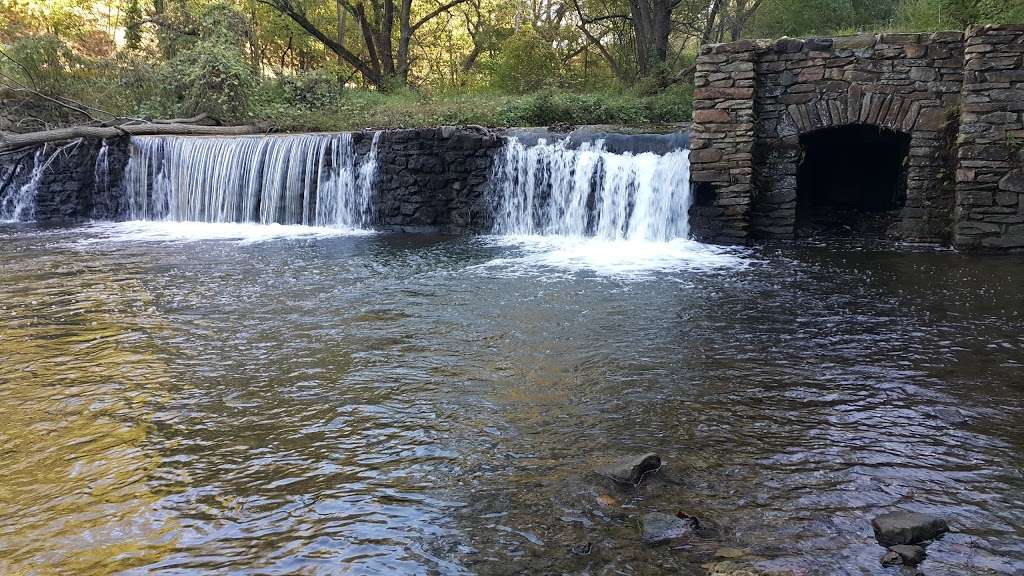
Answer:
(1, 221, 1022, 575)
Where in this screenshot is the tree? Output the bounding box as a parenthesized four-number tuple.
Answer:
(260, 0, 474, 90)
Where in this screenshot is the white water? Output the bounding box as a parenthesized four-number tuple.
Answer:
(75, 220, 372, 245)
(491, 137, 692, 241)
(1, 141, 84, 222)
(126, 132, 380, 227)
(485, 137, 745, 275)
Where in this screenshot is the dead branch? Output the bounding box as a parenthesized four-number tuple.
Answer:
(0, 123, 270, 153)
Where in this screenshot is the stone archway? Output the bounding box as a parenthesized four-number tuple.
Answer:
(688, 31, 977, 245)
(748, 90, 929, 241)
(795, 124, 911, 238)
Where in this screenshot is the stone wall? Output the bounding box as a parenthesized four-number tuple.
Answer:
(689, 42, 759, 243)
(954, 25, 1024, 249)
(1, 128, 502, 232)
(0, 137, 130, 221)
(370, 127, 503, 233)
(690, 25, 1024, 250)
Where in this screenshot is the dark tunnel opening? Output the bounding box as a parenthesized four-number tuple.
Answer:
(796, 125, 911, 238)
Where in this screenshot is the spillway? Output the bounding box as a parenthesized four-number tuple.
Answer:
(125, 132, 381, 228)
(489, 137, 692, 241)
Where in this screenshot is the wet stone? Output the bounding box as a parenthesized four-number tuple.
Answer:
(569, 542, 592, 556)
(890, 544, 926, 566)
(596, 453, 661, 485)
(881, 550, 902, 566)
(642, 512, 698, 546)
(872, 512, 949, 546)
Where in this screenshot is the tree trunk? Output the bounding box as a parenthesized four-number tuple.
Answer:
(337, 0, 348, 63)
(396, 0, 413, 83)
(628, 0, 672, 81)
(0, 123, 269, 153)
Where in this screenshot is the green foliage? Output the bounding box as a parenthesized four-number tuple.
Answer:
(252, 88, 692, 132)
(124, 0, 143, 51)
(496, 87, 693, 127)
(165, 38, 257, 121)
(159, 3, 257, 121)
(896, 0, 1024, 30)
(1, 34, 77, 95)
(4, 0, 1024, 133)
(485, 29, 562, 93)
(746, 0, 899, 38)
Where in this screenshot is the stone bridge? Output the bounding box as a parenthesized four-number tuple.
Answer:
(689, 25, 1024, 249)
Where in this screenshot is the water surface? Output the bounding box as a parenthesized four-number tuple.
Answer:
(1, 222, 1022, 575)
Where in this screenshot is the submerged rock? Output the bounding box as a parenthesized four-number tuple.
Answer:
(569, 541, 592, 556)
(872, 511, 949, 546)
(642, 512, 697, 545)
(890, 544, 926, 566)
(597, 453, 661, 485)
(881, 550, 902, 566)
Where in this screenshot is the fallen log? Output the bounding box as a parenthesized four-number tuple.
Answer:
(0, 122, 270, 152)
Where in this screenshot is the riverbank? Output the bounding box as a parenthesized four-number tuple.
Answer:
(0, 87, 695, 136)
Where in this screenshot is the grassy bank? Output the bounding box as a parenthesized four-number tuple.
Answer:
(251, 86, 694, 133)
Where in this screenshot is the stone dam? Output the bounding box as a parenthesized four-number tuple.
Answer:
(1, 24, 1022, 250)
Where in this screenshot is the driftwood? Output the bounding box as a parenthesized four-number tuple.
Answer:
(0, 122, 270, 152)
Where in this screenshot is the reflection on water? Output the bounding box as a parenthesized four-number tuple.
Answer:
(0, 222, 1022, 576)
(0, 242, 176, 573)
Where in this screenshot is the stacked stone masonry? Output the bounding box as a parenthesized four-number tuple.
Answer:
(0, 128, 503, 232)
(956, 26, 1024, 249)
(690, 25, 1024, 249)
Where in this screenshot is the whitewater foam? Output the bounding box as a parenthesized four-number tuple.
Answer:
(77, 220, 374, 245)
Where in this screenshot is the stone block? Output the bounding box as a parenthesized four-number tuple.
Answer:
(904, 44, 928, 58)
(833, 34, 877, 50)
(798, 66, 825, 82)
(774, 37, 804, 53)
(694, 87, 755, 100)
(909, 67, 937, 81)
(881, 33, 922, 44)
(804, 38, 834, 51)
(694, 109, 733, 123)
(691, 170, 730, 182)
(1000, 171, 1024, 192)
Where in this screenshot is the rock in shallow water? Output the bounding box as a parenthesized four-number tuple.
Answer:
(890, 544, 926, 566)
(872, 512, 949, 546)
(881, 550, 902, 566)
(597, 453, 661, 485)
(642, 512, 698, 545)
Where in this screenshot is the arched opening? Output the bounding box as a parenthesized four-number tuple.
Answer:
(796, 125, 911, 238)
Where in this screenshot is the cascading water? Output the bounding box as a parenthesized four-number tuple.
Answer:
(0, 149, 41, 222)
(94, 140, 111, 198)
(126, 132, 381, 227)
(490, 137, 692, 241)
(1, 141, 82, 223)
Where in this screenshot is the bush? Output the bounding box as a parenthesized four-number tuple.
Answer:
(1, 35, 77, 96)
(486, 29, 562, 93)
(165, 39, 257, 121)
(161, 2, 257, 121)
(495, 88, 691, 127)
(273, 69, 345, 110)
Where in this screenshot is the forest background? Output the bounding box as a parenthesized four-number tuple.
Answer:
(1, 0, 1022, 131)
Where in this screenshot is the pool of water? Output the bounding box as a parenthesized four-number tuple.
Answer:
(1, 221, 1022, 575)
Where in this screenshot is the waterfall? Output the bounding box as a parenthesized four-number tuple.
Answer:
(0, 148, 41, 222)
(126, 132, 381, 227)
(94, 140, 111, 198)
(490, 137, 692, 241)
(1, 141, 82, 222)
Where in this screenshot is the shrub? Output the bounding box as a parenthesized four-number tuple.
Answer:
(161, 2, 257, 121)
(165, 39, 257, 121)
(486, 29, 562, 94)
(1, 35, 77, 96)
